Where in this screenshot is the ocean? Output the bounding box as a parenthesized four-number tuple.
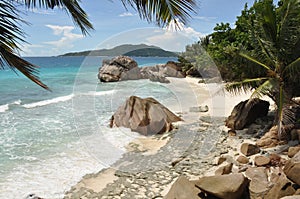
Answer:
(0, 56, 178, 198)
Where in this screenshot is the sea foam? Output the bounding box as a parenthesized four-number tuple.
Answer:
(23, 94, 75, 109)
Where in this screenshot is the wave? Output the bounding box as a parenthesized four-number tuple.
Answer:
(22, 91, 115, 109)
(0, 104, 9, 113)
(0, 100, 22, 113)
(23, 94, 74, 109)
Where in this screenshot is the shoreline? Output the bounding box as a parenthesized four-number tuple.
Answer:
(64, 76, 268, 198)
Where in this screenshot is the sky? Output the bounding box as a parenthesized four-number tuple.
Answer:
(19, 0, 258, 57)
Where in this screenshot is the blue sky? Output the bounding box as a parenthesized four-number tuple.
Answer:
(20, 0, 258, 56)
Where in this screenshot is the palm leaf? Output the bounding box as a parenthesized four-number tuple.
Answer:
(225, 77, 268, 95)
(0, 45, 50, 90)
(283, 57, 300, 76)
(278, 0, 300, 62)
(121, 0, 196, 27)
(22, 0, 94, 35)
(249, 78, 275, 99)
(240, 52, 272, 71)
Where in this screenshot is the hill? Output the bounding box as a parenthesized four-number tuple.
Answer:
(60, 44, 178, 57)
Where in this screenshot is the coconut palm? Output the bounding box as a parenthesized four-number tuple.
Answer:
(0, 0, 196, 90)
(226, 0, 300, 139)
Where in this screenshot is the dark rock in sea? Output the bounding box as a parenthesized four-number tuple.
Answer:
(98, 56, 141, 82)
(284, 151, 300, 186)
(189, 105, 209, 113)
(164, 176, 200, 199)
(98, 56, 185, 83)
(25, 194, 44, 199)
(110, 96, 182, 136)
(194, 173, 249, 199)
(226, 98, 270, 130)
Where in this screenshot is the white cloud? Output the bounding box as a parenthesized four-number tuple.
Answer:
(145, 23, 205, 52)
(194, 16, 217, 22)
(119, 12, 135, 17)
(44, 25, 83, 49)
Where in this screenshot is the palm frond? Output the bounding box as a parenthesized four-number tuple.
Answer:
(283, 57, 300, 76)
(22, 0, 93, 35)
(225, 77, 268, 95)
(240, 52, 272, 71)
(278, 0, 300, 62)
(0, 45, 50, 90)
(121, 0, 196, 27)
(249, 78, 275, 99)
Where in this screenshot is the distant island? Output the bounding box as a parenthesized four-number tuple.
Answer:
(59, 44, 179, 57)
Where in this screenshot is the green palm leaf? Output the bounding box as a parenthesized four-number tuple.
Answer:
(121, 0, 196, 27)
(240, 52, 272, 71)
(225, 77, 268, 95)
(249, 78, 275, 99)
(22, 0, 94, 35)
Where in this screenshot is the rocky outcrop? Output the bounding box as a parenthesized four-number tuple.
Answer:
(194, 173, 249, 199)
(98, 56, 185, 83)
(98, 56, 141, 82)
(110, 96, 182, 136)
(226, 99, 270, 130)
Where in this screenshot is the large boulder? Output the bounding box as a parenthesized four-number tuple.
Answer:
(245, 167, 269, 199)
(226, 99, 270, 130)
(164, 176, 200, 199)
(98, 56, 140, 82)
(162, 61, 185, 78)
(194, 173, 249, 199)
(110, 96, 182, 135)
(284, 151, 300, 185)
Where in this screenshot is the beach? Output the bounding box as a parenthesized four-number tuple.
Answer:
(64, 76, 264, 198)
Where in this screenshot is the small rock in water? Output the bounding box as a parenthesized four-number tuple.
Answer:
(25, 194, 43, 199)
(189, 105, 209, 113)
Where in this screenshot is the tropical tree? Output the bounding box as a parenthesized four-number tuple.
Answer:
(226, 0, 300, 139)
(0, 0, 197, 90)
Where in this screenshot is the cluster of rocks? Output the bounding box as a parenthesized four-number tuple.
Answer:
(98, 56, 185, 83)
(166, 139, 300, 199)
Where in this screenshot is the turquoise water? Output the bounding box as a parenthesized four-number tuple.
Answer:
(0, 56, 178, 198)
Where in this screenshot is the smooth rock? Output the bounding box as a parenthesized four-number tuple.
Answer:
(110, 96, 182, 135)
(164, 176, 200, 199)
(194, 173, 249, 199)
(265, 174, 296, 199)
(256, 126, 281, 148)
(284, 151, 300, 185)
(240, 143, 260, 156)
(226, 99, 269, 130)
(255, 155, 271, 166)
(215, 163, 233, 175)
(245, 167, 269, 199)
(288, 146, 300, 158)
(236, 155, 249, 164)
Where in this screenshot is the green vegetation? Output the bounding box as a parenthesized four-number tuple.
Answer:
(0, 0, 196, 89)
(60, 44, 178, 57)
(180, 0, 300, 138)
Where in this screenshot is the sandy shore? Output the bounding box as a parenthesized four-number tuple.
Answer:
(64, 77, 273, 199)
